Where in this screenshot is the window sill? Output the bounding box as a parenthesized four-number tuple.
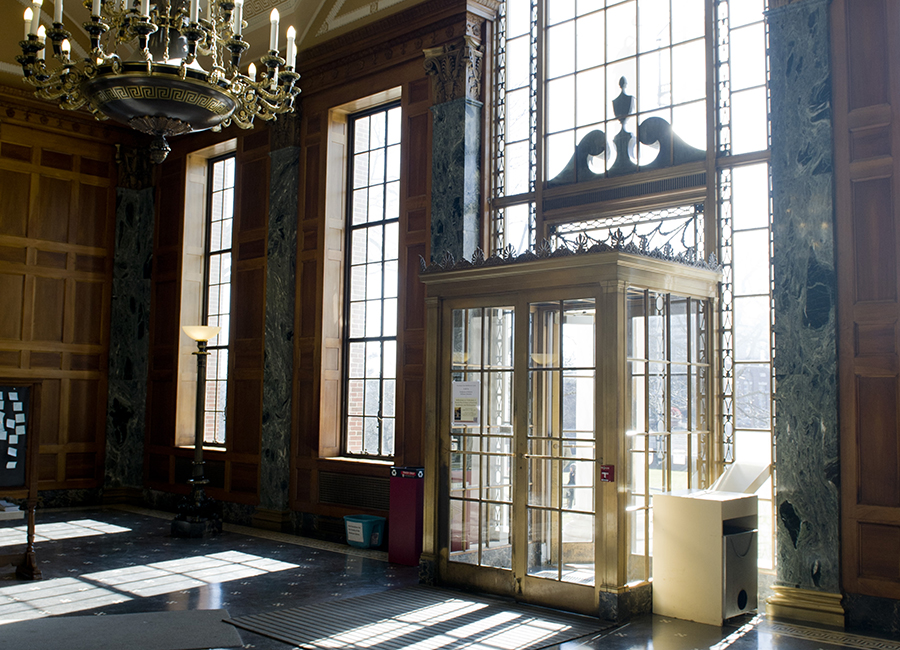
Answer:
(176, 444, 226, 453)
(321, 456, 394, 466)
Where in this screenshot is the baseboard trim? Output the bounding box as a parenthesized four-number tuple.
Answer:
(766, 585, 845, 628)
(252, 507, 292, 532)
(101, 487, 143, 505)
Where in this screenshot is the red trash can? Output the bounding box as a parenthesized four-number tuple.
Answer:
(388, 466, 424, 566)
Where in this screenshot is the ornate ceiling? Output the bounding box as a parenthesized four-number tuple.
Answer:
(1, 0, 425, 92)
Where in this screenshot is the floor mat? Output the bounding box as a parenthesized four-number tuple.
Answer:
(0, 608, 242, 650)
(226, 585, 609, 650)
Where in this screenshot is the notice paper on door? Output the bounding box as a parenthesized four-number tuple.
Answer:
(451, 381, 481, 426)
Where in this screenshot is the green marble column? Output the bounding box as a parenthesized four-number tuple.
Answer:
(425, 36, 484, 263)
(104, 146, 155, 494)
(768, 0, 842, 620)
(255, 116, 299, 528)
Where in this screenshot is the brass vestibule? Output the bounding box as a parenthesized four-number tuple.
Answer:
(420, 251, 721, 619)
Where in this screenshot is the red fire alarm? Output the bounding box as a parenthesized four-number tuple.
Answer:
(600, 464, 615, 482)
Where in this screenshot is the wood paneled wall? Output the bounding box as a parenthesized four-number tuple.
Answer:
(833, 0, 900, 599)
(0, 89, 122, 490)
(145, 127, 269, 504)
(290, 0, 474, 516)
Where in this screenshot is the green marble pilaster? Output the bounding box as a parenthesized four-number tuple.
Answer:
(105, 182, 154, 491)
(425, 36, 484, 263)
(430, 98, 482, 262)
(258, 119, 299, 517)
(768, 0, 840, 598)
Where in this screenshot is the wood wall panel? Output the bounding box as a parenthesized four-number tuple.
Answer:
(31, 352, 61, 368)
(855, 322, 896, 356)
(230, 462, 258, 493)
(147, 381, 175, 446)
(72, 280, 104, 344)
(0, 171, 30, 236)
(233, 268, 265, 340)
(231, 378, 262, 455)
(847, 0, 889, 110)
(67, 378, 99, 444)
(36, 250, 66, 269)
(1, 143, 32, 163)
(834, 0, 900, 599)
(0, 93, 118, 490)
(304, 145, 320, 219)
(151, 280, 180, 347)
(38, 454, 56, 481)
(31, 277, 65, 341)
(74, 183, 110, 248)
(856, 376, 900, 507)
(851, 125, 891, 161)
(65, 452, 97, 481)
(239, 158, 268, 233)
(40, 150, 74, 171)
(39, 378, 61, 445)
(0, 273, 24, 338)
(858, 523, 900, 580)
(852, 177, 896, 302)
(33, 177, 72, 242)
(407, 114, 428, 198)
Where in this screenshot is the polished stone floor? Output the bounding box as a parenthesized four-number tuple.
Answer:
(1, 507, 898, 650)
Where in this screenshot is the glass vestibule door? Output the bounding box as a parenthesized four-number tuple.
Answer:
(525, 300, 597, 589)
(448, 306, 515, 570)
(444, 298, 600, 612)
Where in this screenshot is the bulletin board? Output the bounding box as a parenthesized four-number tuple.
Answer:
(0, 380, 42, 580)
(0, 385, 30, 488)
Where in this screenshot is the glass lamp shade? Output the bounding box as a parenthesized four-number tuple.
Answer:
(182, 325, 222, 342)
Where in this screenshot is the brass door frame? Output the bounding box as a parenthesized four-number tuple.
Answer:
(421, 252, 720, 617)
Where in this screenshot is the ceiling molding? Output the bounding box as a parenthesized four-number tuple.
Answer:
(315, 0, 409, 37)
(300, 0, 460, 65)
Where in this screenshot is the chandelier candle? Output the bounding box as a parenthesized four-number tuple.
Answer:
(269, 8, 279, 51)
(54, 0, 62, 25)
(286, 26, 296, 69)
(23, 8, 32, 40)
(233, 0, 243, 34)
(30, 0, 42, 35)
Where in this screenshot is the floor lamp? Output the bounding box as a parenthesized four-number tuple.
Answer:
(172, 325, 223, 538)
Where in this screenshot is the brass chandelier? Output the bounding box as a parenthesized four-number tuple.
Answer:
(17, 0, 301, 162)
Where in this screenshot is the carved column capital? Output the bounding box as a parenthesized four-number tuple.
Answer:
(115, 144, 154, 191)
(269, 110, 302, 151)
(423, 35, 484, 105)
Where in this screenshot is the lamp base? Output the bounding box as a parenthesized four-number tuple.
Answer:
(171, 517, 222, 538)
(171, 489, 223, 538)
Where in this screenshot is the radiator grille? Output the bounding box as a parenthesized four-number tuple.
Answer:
(318, 472, 390, 511)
